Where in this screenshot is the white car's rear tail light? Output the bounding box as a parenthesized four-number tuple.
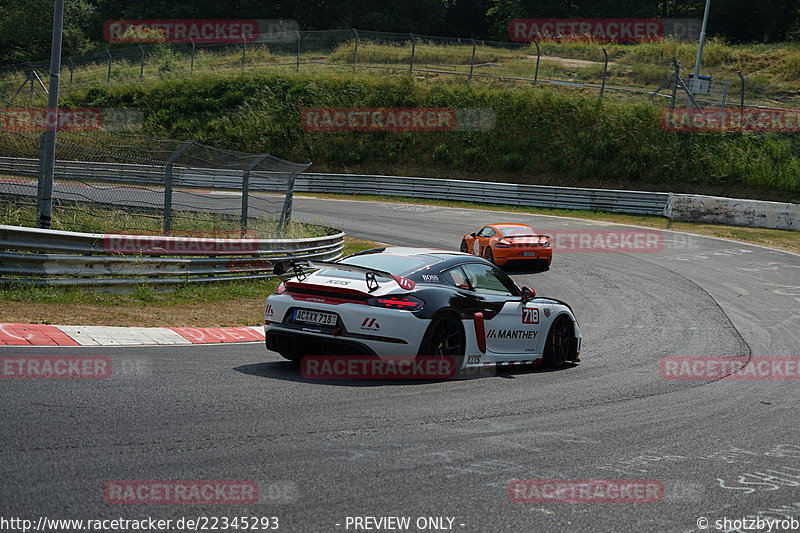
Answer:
(367, 295, 424, 311)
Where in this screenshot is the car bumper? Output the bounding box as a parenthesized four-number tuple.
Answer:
(264, 295, 429, 358)
(493, 247, 552, 265)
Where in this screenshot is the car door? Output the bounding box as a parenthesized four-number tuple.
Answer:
(458, 263, 545, 356)
(473, 226, 495, 257)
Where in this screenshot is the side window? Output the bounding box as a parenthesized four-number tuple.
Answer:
(477, 226, 495, 238)
(460, 263, 517, 296)
(442, 265, 472, 290)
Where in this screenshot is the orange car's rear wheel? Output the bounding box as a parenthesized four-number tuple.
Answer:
(483, 246, 495, 264)
(460, 240, 469, 253)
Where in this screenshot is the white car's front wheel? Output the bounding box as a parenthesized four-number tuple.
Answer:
(543, 315, 572, 368)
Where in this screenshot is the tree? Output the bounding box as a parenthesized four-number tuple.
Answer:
(0, 0, 94, 65)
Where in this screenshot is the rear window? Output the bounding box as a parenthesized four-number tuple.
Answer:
(329, 253, 439, 278)
(498, 225, 534, 236)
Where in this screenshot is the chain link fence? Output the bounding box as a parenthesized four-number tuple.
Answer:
(0, 101, 311, 237)
(0, 28, 790, 111)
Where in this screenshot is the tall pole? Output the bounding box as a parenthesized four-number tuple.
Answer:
(37, 0, 64, 229)
(693, 0, 712, 79)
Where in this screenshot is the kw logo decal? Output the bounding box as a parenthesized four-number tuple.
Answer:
(487, 329, 537, 340)
(522, 307, 539, 324)
(361, 318, 381, 330)
(265, 304, 274, 316)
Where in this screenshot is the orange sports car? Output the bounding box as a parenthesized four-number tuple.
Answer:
(460, 223, 552, 268)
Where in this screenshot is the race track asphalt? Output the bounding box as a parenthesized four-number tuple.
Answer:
(2, 196, 799, 533)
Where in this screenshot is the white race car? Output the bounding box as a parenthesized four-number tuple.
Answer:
(264, 247, 581, 370)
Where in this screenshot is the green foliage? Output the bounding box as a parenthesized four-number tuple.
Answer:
(70, 70, 800, 198)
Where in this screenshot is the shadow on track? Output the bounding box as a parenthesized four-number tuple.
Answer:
(234, 359, 577, 387)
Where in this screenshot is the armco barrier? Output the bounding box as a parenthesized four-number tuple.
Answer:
(2, 157, 797, 229)
(0, 225, 344, 290)
(0, 157, 669, 216)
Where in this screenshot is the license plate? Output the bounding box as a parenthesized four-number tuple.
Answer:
(522, 252, 538, 257)
(293, 309, 338, 326)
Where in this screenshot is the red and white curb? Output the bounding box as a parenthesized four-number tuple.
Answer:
(0, 323, 264, 346)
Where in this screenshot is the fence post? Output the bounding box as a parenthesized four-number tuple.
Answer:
(737, 71, 745, 133)
(600, 48, 608, 98)
(68, 58, 74, 85)
(670, 58, 679, 109)
(162, 141, 194, 234)
(190, 38, 195, 74)
(720, 80, 729, 108)
(139, 45, 145, 78)
(36, 132, 49, 226)
(295, 30, 301, 71)
(277, 174, 298, 233)
(106, 49, 112, 82)
(533, 41, 540, 83)
(241, 155, 268, 235)
(242, 34, 247, 71)
(352, 28, 359, 69)
(409, 33, 416, 72)
(469, 39, 476, 80)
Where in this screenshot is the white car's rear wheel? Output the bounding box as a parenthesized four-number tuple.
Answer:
(419, 313, 465, 357)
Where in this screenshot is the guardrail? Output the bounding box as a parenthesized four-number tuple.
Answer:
(0, 224, 344, 291)
(0, 157, 670, 216)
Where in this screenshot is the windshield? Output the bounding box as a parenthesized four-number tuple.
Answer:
(324, 253, 440, 279)
(497, 225, 535, 236)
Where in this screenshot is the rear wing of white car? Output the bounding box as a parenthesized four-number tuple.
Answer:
(275, 259, 416, 292)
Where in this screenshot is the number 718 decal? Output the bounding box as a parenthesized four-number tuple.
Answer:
(522, 307, 539, 324)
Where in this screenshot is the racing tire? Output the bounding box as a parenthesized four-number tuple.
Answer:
(460, 240, 469, 253)
(279, 352, 303, 363)
(542, 315, 572, 369)
(483, 247, 495, 264)
(418, 313, 466, 358)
